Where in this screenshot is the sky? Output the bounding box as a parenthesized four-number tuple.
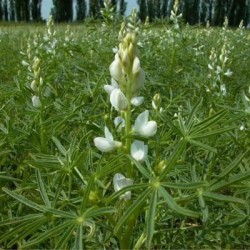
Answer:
(41, 0, 138, 20)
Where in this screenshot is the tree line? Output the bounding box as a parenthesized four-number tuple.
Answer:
(0, 0, 249, 26)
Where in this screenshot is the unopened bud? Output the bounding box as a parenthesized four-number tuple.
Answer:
(155, 160, 167, 174)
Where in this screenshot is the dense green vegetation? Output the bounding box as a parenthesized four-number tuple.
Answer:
(0, 12, 249, 249)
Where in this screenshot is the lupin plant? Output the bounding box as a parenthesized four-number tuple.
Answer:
(94, 21, 156, 179)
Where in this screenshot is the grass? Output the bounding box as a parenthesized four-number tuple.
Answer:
(0, 18, 249, 249)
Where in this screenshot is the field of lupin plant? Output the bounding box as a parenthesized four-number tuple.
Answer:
(0, 6, 250, 250)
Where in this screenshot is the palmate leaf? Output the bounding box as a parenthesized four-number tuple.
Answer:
(0, 216, 46, 245)
(209, 170, 250, 191)
(2, 188, 76, 218)
(159, 187, 199, 218)
(22, 219, 75, 249)
(7, 218, 47, 248)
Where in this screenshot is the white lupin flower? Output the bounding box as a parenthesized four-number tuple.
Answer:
(131, 96, 144, 107)
(113, 173, 133, 200)
(131, 140, 148, 162)
(94, 127, 122, 152)
(133, 110, 157, 137)
(110, 88, 128, 111)
(109, 53, 123, 82)
(104, 78, 119, 95)
(32, 95, 41, 108)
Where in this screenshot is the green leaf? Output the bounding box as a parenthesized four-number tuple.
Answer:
(7, 218, 46, 248)
(159, 138, 187, 180)
(186, 98, 203, 132)
(0, 216, 46, 245)
(216, 150, 249, 179)
(84, 206, 116, 219)
(188, 139, 217, 153)
(161, 181, 208, 190)
(191, 109, 228, 135)
(55, 223, 77, 249)
(203, 191, 246, 204)
(190, 126, 235, 139)
(159, 187, 199, 218)
(22, 220, 74, 249)
(2, 188, 76, 218)
(0, 174, 21, 182)
(52, 136, 67, 156)
(35, 169, 51, 207)
(128, 155, 152, 179)
(72, 224, 83, 250)
(0, 214, 43, 227)
(114, 188, 151, 236)
(209, 171, 250, 191)
(146, 189, 157, 250)
(80, 175, 95, 213)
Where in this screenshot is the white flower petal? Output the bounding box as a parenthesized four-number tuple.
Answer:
(132, 57, 141, 75)
(131, 96, 144, 107)
(104, 127, 114, 143)
(140, 121, 157, 137)
(134, 110, 149, 131)
(131, 140, 148, 162)
(109, 54, 122, 82)
(113, 173, 133, 200)
(104, 85, 116, 95)
(94, 137, 115, 152)
(32, 95, 41, 108)
(110, 88, 128, 111)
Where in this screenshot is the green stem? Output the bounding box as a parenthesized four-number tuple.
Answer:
(119, 204, 138, 249)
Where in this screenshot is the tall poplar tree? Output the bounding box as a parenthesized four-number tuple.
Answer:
(52, 0, 73, 22)
(31, 0, 42, 22)
(137, 0, 147, 22)
(9, 0, 15, 21)
(119, 0, 127, 16)
(76, 0, 86, 21)
(89, 0, 98, 18)
(4, 0, 9, 21)
(0, 0, 3, 21)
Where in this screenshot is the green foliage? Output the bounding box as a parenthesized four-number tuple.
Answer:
(0, 17, 250, 249)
